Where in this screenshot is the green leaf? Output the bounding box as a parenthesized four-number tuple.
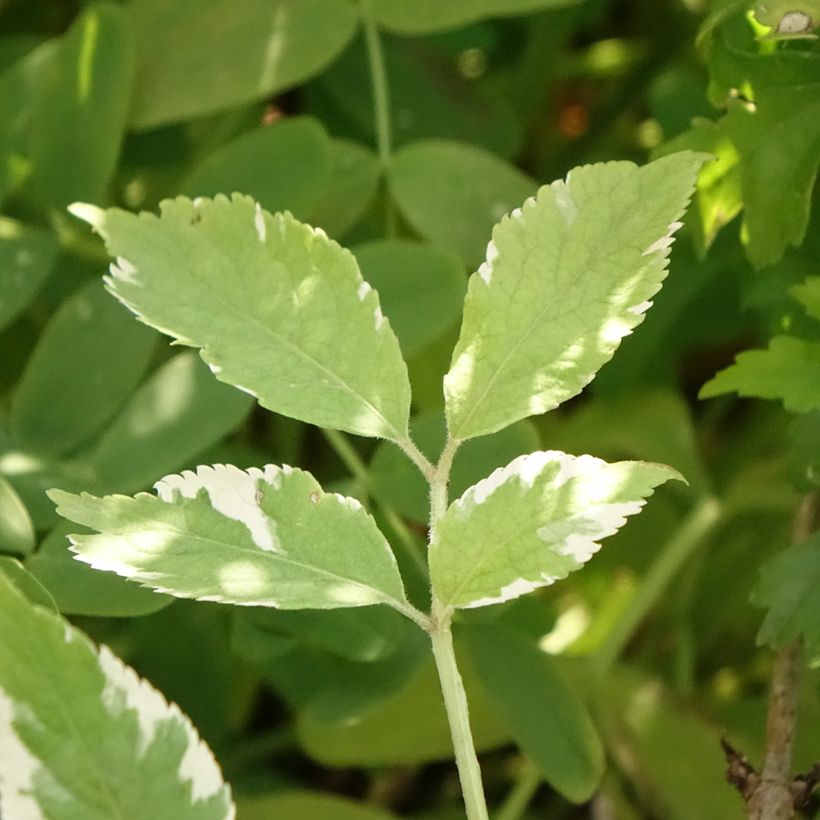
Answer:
(389, 139, 536, 267)
(700, 336, 820, 412)
(371, 0, 579, 35)
(49, 463, 410, 612)
(353, 240, 466, 358)
(181, 116, 332, 221)
(129, 0, 358, 129)
(752, 535, 820, 663)
(726, 89, 820, 269)
(444, 152, 705, 441)
(26, 522, 172, 617)
(0, 218, 58, 332)
(462, 623, 604, 803)
(787, 411, 820, 491)
(10, 279, 157, 457)
(0, 475, 34, 556)
(654, 118, 742, 254)
(238, 792, 398, 820)
(308, 139, 380, 239)
(430, 451, 681, 610)
(297, 643, 508, 766)
(89, 352, 253, 494)
(0, 572, 234, 819)
(370, 410, 540, 523)
(72, 195, 411, 442)
(29, 2, 135, 210)
(792, 276, 820, 321)
(0, 556, 57, 610)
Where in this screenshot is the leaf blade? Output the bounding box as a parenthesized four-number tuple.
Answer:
(49, 464, 408, 612)
(72, 195, 411, 441)
(0, 572, 234, 820)
(444, 152, 706, 441)
(430, 451, 681, 610)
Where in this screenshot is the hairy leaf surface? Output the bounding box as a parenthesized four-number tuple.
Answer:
(49, 464, 409, 612)
(444, 152, 705, 441)
(72, 195, 411, 442)
(430, 451, 680, 609)
(0, 573, 234, 820)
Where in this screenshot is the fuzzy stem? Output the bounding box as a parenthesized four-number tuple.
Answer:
(429, 619, 490, 820)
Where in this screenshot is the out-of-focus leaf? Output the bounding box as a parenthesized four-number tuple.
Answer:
(595, 667, 743, 820)
(50, 464, 411, 613)
(371, 0, 580, 35)
(0, 474, 34, 556)
(787, 411, 820, 491)
(700, 335, 820, 412)
(0, 573, 234, 820)
(370, 410, 540, 523)
(29, 2, 135, 210)
(297, 641, 508, 766)
(752, 534, 820, 663)
(90, 352, 253, 494)
(792, 275, 820, 322)
(353, 240, 466, 358)
(239, 792, 397, 820)
(462, 623, 604, 802)
(389, 139, 535, 267)
(308, 139, 380, 239)
(26, 521, 172, 617)
(73, 196, 411, 442)
(10, 279, 156, 457)
(309, 35, 522, 158)
(0, 218, 58, 332)
(0, 556, 56, 610)
(129, 0, 358, 129)
(0, 40, 55, 205)
(430, 452, 680, 610)
(181, 117, 332, 221)
(444, 153, 705, 441)
(232, 604, 408, 664)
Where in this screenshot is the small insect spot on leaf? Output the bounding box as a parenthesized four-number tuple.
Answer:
(309, 492, 320, 504)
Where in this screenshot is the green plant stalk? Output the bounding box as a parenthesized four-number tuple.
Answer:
(427, 435, 489, 820)
(360, 0, 397, 236)
(495, 759, 541, 820)
(592, 495, 722, 674)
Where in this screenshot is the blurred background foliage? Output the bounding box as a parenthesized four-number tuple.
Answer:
(0, 0, 818, 817)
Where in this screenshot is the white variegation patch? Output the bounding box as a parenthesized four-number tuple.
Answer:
(643, 221, 682, 257)
(478, 240, 499, 284)
(463, 574, 559, 609)
(778, 10, 812, 32)
(97, 646, 229, 807)
(552, 181, 578, 227)
(155, 464, 282, 552)
(0, 689, 44, 820)
(254, 202, 266, 242)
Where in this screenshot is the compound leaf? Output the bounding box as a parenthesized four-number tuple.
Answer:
(0, 572, 234, 820)
(72, 195, 411, 442)
(430, 451, 680, 610)
(700, 336, 820, 413)
(49, 464, 409, 613)
(444, 152, 705, 441)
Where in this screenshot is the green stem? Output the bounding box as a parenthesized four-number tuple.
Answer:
(360, 0, 397, 236)
(592, 496, 722, 675)
(430, 621, 490, 820)
(495, 760, 541, 820)
(431, 437, 461, 526)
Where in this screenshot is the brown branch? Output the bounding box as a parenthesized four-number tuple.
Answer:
(736, 493, 820, 820)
